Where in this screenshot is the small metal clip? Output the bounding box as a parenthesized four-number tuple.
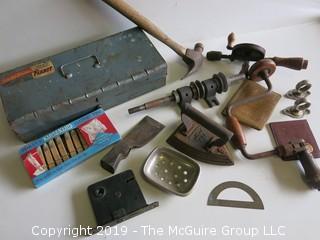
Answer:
(285, 80, 311, 100)
(281, 98, 311, 119)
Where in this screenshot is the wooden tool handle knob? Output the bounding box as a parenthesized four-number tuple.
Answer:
(226, 116, 247, 149)
(227, 32, 236, 50)
(272, 57, 308, 70)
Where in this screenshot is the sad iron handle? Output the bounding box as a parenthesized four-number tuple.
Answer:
(181, 103, 233, 146)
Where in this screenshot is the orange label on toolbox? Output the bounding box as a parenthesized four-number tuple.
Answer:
(31, 60, 55, 79)
(0, 60, 55, 85)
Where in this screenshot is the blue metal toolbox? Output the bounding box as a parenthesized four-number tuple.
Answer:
(0, 27, 167, 142)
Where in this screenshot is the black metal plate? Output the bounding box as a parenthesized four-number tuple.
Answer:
(87, 170, 158, 234)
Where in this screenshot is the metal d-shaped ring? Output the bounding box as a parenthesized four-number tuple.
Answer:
(207, 181, 264, 210)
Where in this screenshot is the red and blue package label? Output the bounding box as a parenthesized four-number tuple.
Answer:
(78, 114, 118, 145)
(21, 148, 46, 178)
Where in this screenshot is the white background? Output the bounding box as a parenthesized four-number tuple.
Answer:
(0, 1, 320, 239)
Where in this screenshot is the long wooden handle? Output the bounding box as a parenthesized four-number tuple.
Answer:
(272, 57, 308, 70)
(102, 0, 186, 56)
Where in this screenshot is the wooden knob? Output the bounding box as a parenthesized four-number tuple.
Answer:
(227, 32, 236, 50)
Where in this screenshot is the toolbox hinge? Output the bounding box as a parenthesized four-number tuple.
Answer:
(12, 70, 151, 124)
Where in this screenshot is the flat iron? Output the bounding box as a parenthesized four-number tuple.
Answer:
(167, 104, 234, 165)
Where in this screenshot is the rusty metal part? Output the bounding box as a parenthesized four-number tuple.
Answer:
(55, 136, 70, 161)
(223, 81, 281, 130)
(129, 95, 176, 114)
(237, 138, 320, 190)
(281, 98, 311, 119)
(42, 143, 55, 169)
(128, 70, 246, 114)
(247, 59, 276, 82)
(48, 140, 63, 165)
(207, 181, 264, 210)
(37, 147, 47, 170)
(269, 120, 320, 159)
(100, 116, 165, 174)
(70, 130, 84, 153)
(167, 113, 233, 165)
(64, 132, 77, 157)
(285, 80, 311, 100)
(76, 129, 89, 149)
(101, 0, 204, 79)
(207, 32, 308, 71)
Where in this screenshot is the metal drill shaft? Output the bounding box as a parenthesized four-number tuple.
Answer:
(128, 72, 246, 115)
(227, 73, 246, 85)
(128, 95, 176, 114)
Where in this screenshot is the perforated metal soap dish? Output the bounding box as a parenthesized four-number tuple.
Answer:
(143, 147, 200, 196)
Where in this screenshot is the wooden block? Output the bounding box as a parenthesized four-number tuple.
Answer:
(48, 139, 63, 165)
(223, 81, 281, 130)
(42, 143, 55, 169)
(71, 130, 84, 153)
(64, 132, 77, 157)
(55, 136, 69, 161)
